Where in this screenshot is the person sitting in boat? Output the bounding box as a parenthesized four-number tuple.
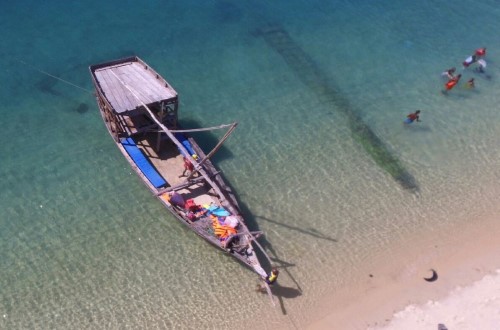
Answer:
(186, 209, 207, 221)
(184, 199, 207, 220)
(167, 191, 185, 209)
(184, 199, 197, 211)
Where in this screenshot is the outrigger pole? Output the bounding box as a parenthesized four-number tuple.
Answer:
(170, 123, 235, 133)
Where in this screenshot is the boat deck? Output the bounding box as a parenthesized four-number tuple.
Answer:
(133, 133, 217, 206)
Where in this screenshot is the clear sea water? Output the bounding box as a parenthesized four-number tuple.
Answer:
(1, 1, 499, 329)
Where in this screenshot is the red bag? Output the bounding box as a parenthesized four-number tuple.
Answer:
(185, 199, 197, 211)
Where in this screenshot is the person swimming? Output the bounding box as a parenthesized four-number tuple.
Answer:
(476, 59, 487, 73)
(466, 78, 475, 88)
(404, 110, 421, 124)
(463, 55, 478, 68)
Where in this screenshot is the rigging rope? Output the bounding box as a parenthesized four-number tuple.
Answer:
(15, 58, 93, 94)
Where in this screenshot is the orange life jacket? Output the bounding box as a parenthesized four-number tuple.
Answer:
(211, 216, 237, 239)
(445, 79, 458, 90)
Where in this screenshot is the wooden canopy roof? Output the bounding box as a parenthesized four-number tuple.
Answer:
(92, 58, 177, 114)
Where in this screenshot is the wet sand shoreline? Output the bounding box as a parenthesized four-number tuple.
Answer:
(306, 210, 500, 329)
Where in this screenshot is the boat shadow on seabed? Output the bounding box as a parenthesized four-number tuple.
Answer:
(228, 198, 303, 314)
(239, 195, 339, 314)
(256, 281, 302, 315)
(254, 214, 337, 314)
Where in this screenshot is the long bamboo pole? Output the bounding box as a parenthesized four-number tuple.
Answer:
(170, 123, 235, 133)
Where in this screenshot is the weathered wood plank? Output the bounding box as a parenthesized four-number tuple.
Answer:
(128, 63, 169, 101)
(95, 62, 176, 113)
(96, 64, 135, 112)
(109, 65, 138, 111)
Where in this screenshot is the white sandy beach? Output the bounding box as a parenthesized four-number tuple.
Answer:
(372, 269, 500, 329)
(307, 211, 500, 330)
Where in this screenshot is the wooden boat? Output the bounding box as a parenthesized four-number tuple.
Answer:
(89, 56, 275, 298)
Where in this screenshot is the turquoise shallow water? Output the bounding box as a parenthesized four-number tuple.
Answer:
(1, 1, 500, 329)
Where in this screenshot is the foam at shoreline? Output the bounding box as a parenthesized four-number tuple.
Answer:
(374, 270, 500, 329)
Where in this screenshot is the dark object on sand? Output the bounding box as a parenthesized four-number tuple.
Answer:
(438, 323, 448, 330)
(424, 269, 438, 282)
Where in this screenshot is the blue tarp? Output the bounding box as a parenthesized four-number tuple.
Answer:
(205, 204, 230, 217)
(121, 138, 167, 188)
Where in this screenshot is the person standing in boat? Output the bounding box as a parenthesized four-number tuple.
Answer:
(179, 156, 194, 177)
(168, 191, 185, 208)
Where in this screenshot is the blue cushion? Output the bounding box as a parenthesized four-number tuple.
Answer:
(174, 133, 196, 157)
(121, 138, 167, 188)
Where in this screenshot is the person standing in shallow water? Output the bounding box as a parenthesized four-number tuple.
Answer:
(265, 269, 279, 285)
(255, 268, 280, 293)
(442, 67, 456, 79)
(404, 110, 421, 124)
